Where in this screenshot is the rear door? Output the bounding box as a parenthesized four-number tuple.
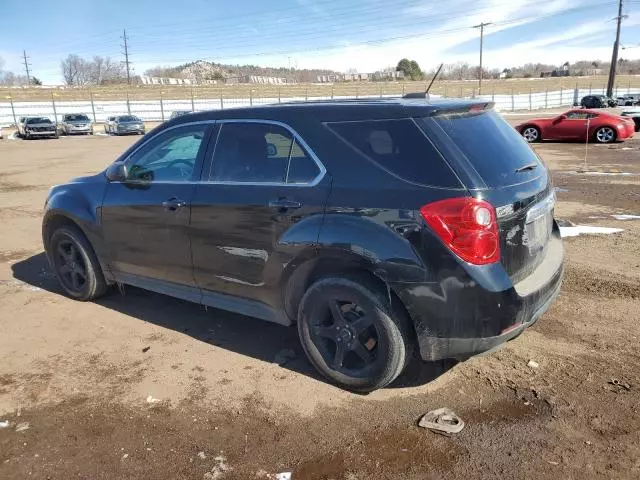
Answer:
(420, 109, 554, 284)
(190, 120, 330, 310)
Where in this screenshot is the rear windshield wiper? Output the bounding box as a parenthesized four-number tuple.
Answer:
(515, 163, 538, 173)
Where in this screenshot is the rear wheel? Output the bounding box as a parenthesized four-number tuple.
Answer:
(298, 276, 413, 392)
(49, 225, 107, 301)
(522, 126, 540, 143)
(595, 126, 616, 143)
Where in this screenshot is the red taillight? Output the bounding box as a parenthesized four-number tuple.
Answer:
(419, 197, 500, 265)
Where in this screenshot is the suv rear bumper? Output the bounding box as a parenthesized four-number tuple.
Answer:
(392, 233, 564, 362)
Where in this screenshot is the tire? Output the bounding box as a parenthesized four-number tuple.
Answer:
(24, 132, 30, 140)
(298, 276, 413, 392)
(595, 126, 616, 144)
(48, 225, 108, 301)
(522, 125, 541, 143)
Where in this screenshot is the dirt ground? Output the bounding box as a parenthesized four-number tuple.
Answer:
(0, 122, 639, 479)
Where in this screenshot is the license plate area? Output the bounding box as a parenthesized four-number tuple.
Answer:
(524, 193, 555, 254)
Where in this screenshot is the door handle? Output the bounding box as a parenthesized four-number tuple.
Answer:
(162, 197, 186, 211)
(268, 199, 302, 210)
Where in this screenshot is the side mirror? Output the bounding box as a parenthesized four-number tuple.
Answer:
(105, 162, 127, 182)
(266, 142, 277, 157)
(552, 115, 566, 125)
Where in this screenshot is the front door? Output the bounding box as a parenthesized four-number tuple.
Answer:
(553, 111, 589, 140)
(190, 120, 330, 313)
(101, 123, 212, 292)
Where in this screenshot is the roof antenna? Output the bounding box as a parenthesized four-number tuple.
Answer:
(425, 63, 444, 96)
(403, 63, 443, 100)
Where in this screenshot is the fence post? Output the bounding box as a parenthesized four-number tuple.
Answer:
(126, 91, 131, 115)
(190, 87, 195, 112)
(560, 87, 563, 105)
(250, 89, 253, 106)
(511, 88, 514, 112)
(545, 88, 548, 109)
(160, 95, 165, 122)
(459, 86, 463, 97)
(589, 83, 592, 95)
(331, 85, 334, 100)
(220, 94, 224, 110)
(51, 91, 58, 123)
(402, 83, 406, 96)
(89, 91, 97, 123)
(628, 80, 631, 94)
(492, 86, 495, 102)
(379, 83, 383, 98)
(444, 84, 447, 97)
(305, 88, 308, 101)
(356, 86, 359, 99)
(278, 87, 281, 103)
(7, 96, 17, 127)
(472, 87, 476, 99)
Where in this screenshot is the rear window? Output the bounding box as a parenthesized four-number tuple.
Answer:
(424, 110, 543, 187)
(326, 119, 461, 188)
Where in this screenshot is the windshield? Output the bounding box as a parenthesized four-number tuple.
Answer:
(118, 116, 139, 122)
(422, 110, 543, 188)
(26, 117, 52, 124)
(65, 114, 89, 122)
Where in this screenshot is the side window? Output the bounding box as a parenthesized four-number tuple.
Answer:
(209, 122, 320, 184)
(327, 119, 460, 188)
(125, 125, 207, 182)
(566, 112, 588, 120)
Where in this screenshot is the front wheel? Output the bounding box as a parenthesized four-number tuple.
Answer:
(595, 126, 616, 143)
(522, 126, 541, 143)
(298, 276, 413, 392)
(49, 225, 108, 301)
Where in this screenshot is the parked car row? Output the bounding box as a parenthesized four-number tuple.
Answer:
(8, 114, 147, 140)
(578, 94, 640, 109)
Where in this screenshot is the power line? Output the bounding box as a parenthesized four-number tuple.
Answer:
(606, 0, 625, 97)
(472, 22, 492, 95)
(23, 50, 31, 85)
(121, 29, 132, 85)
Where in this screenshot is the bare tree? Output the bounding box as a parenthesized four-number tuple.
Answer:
(61, 54, 83, 85)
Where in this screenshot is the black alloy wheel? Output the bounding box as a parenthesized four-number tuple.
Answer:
(54, 238, 88, 294)
(49, 226, 108, 301)
(298, 276, 412, 392)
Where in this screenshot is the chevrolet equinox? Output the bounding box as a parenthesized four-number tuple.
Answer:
(42, 100, 564, 392)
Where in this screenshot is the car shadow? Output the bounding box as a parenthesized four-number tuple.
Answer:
(11, 252, 455, 391)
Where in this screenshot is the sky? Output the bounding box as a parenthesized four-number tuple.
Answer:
(2, 0, 640, 84)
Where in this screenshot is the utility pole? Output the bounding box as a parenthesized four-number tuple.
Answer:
(606, 0, 625, 97)
(121, 29, 132, 85)
(472, 22, 492, 95)
(22, 50, 31, 85)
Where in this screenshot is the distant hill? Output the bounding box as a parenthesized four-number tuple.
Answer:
(144, 60, 338, 83)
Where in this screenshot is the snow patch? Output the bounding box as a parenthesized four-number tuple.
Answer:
(612, 214, 640, 220)
(560, 226, 624, 238)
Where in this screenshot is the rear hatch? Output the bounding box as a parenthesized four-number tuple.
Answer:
(418, 106, 554, 284)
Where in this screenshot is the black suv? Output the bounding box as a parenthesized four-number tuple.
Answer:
(580, 95, 616, 108)
(42, 100, 564, 392)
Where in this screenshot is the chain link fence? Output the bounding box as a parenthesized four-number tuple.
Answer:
(2, 81, 640, 127)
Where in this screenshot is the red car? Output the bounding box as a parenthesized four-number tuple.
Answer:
(516, 109, 635, 144)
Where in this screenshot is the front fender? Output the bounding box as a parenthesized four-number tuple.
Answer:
(43, 178, 110, 277)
